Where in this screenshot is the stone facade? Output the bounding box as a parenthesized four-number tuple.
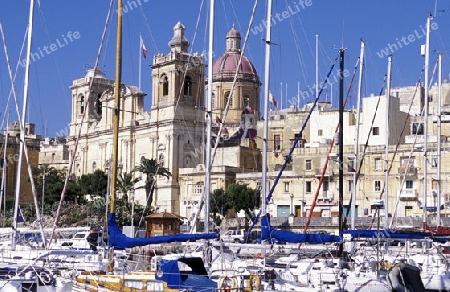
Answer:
(37, 19, 450, 223)
(237, 82, 450, 219)
(1, 122, 41, 204)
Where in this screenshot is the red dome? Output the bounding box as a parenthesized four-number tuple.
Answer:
(212, 53, 259, 83)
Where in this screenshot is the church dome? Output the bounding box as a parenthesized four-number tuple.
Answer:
(212, 27, 259, 84)
(226, 27, 241, 38)
(212, 54, 259, 83)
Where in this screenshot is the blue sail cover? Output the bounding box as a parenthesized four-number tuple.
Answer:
(341, 229, 450, 243)
(261, 213, 342, 244)
(108, 213, 218, 249)
(156, 257, 217, 292)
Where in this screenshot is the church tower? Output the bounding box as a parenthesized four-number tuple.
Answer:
(151, 22, 205, 113)
(68, 68, 145, 178)
(149, 22, 206, 213)
(211, 26, 261, 125)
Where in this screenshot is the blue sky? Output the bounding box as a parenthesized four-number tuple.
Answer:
(0, 0, 449, 137)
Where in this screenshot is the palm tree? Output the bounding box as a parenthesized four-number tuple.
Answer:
(116, 171, 141, 201)
(134, 157, 171, 206)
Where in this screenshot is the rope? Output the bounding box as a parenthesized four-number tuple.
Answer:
(241, 53, 340, 248)
(49, 0, 115, 248)
(390, 80, 422, 226)
(304, 56, 360, 235)
(0, 19, 48, 246)
(192, 0, 259, 232)
(211, 0, 259, 165)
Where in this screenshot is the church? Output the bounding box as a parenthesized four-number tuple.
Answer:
(39, 22, 262, 217)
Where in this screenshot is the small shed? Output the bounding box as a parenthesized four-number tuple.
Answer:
(144, 210, 184, 237)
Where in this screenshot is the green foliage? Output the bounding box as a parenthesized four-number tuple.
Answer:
(114, 200, 152, 228)
(116, 171, 141, 201)
(86, 197, 109, 222)
(210, 188, 229, 226)
(134, 157, 171, 206)
(31, 166, 85, 209)
(211, 184, 260, 221)
(59, 204, 88, 226)
(22, 204, 36, 221)
(79, 170, 108, 198)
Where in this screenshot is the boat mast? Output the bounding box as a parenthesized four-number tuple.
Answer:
(0, 111, 9, 219)
(436, 52, 442, 226)
(204, 0, 214, 233)
(384, 55, 392, 229)
(12, 0, 34, 250)
(352, 40, 365, 230)
(316, 34, 319, 101)
(262, 0, 273, 227)
(338, 48, 344, 257)
(422, 15, 431, 230)
(108, 0, 123, 271)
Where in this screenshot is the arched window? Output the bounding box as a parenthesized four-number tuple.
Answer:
(162, 75, 169, 96)
(244, 94, 250, 107)
(225, 92, 233, 107)
(185, 155, 192, 167)
(80, 95, 85, 114)
(97, 93, 102, 116)
(184, 76, 192, 96)
(51, 153, 56, 162)
(92, 161, 97, 172)
(212, 93, 216, 109)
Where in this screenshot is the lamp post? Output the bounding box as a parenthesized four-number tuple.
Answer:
(290, 193, 294, 217)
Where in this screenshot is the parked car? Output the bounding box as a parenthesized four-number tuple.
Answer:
(220, 229, 246, 243)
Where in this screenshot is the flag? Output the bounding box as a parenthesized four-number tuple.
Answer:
(16, 206, 25, 223)
(140, 35, 147, 59)
(269, 91, 278, 108)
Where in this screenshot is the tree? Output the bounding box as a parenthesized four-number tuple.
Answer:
(79, 169, 108, 198)
(224, 184, 260, 221)
(114, 200, 152, 228)
(210, 188, 230, 226)
(134, 157, 171, 206)
(32, 166, 83, 209)
(116, 171, 141, 201)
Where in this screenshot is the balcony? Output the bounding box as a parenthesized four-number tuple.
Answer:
(398, 165, 417, 177)
(399, 189, 418, 201)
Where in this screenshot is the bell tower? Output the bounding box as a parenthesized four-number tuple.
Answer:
(151, 22, 205, 116)
(148, 22, 206, 214)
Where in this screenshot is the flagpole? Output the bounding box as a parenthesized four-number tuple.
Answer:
(139, 33, 142, 89)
